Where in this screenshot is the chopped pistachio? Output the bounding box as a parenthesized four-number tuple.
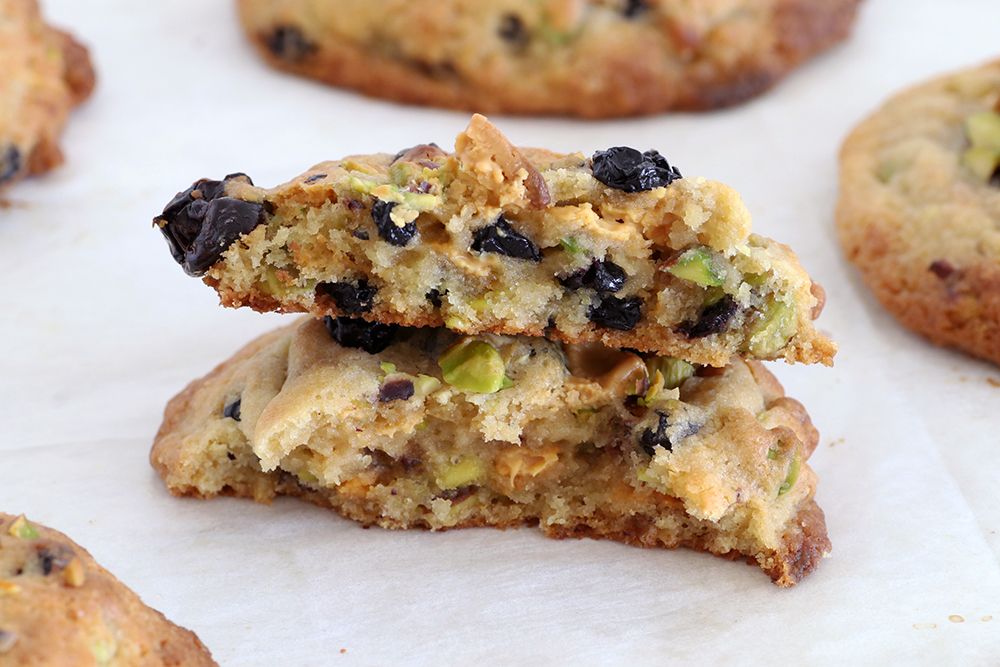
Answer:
(8, 515, 38, 539)
(668, 247, 726, 287)
(413, 374, 442, 396)
(638, 369, 666, 407)
(379, 361, 397, 375)
(745, 298, 796, 357)
(778, 452, 801, 496)
(63, 558, 86, 588)
(962, 145, 1000, 181)
(438, 339, 507, 393)
(559, 237, 585, 255)
(648, 357, 696, 390)
(437, 457, 484, 489)
(767, 447, 779, 461)
(965, 110, 1000, 151)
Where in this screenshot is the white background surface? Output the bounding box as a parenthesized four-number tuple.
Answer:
(2, 1, 999, 664)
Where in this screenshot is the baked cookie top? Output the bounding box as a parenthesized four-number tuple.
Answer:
(0, 513, 216, 666)
(0, 0, 95, 192)
(154, 115, 835, 367)
(237, 0, 860, 117)
(152, 316, 829, 584)
(837, 59, 1000, 365)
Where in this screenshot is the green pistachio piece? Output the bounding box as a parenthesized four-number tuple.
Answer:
(560, 237, 585, 255)
(745, 298, 796, 357)
(965, 110, 1000, 151)
(961, 145, 1000, 181)
(668, 247, 726, 287)
(8, 515, 38, 539)
(437, 457, 484, 489)
(438, 339, 508, 393)
(778, 452, 801, 496)
(413, 374, 441, 396)
(379, 362, 397, 375)
(648, 357, 696, 390)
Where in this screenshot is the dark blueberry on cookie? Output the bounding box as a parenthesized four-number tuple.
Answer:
(0, 629, 16, 653)
(154, 174, 266, 276)
(591, 147, 682, 192)
(323, 316, 399, 354)
(639, 411, 702, 456)
(372, 199, 417, 246)
(379, 378, 415, 403)
(639, 412, 673, 455)
(586, 260, 627, 293)
(677, 295, 739, 338)
(498, 14, 529, 48)
(316, 280, 377, 314)
(426, 288, 444, 308)
(303, 173, 326, 184)
(37, 544, 73, 576)
(223, 398, 242, 421)
(0, 145, 22, 185)
(928, 259, 956, 280)
(471, 215, 541, 261)
(588, 295, 643, 330)
(623, 0, 650, 18)
(560, 260, 626, 293)
(264, 25, 316, 62)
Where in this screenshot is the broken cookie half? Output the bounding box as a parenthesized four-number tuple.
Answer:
(153, 115, 835, 368)
(152, 317, 830, 586)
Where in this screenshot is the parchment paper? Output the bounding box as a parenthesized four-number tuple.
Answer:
(1, 1, 999, 664)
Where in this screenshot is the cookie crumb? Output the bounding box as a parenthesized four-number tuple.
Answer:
(948, 615, 964, 623)
(340, 648, 347, 654)
(986, 378, 1000, 388)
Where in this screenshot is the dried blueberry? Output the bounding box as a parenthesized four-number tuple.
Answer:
(677, 295, 738, 338)
(154, 174, 266, 276)
(379, 378, 415, 403)
(623, 0, 650, 18)
(991, 164, 1000, 187)
(559, 260, 627, 293)
(0, 629, 17, 653)
(639, 411, 701, 456)
(304, 173, 326, 184)
(372, 200, 417, 246)
(223, 398, 241, 421)
(591, 147, 682, 193)
(471, 216, 541, 262)
(352, 228, 370, 240)
(316, 280, 377, 314)
(324, 316, 399, 354)
(928, 260, 956, 280)
(264, 25, 316, 62)
(426, 288, 444, 308)
(640, 412, 673, 455)
(588, 295, 642, 331)
(37, 545, 73, 576)
(0, 145, 22, 185)
(498, 14, 529, 48)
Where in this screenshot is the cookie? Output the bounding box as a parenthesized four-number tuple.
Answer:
(153, 115, 836, 368)
(837, 59, 1000, 365)
(0, 513, 216, 666)
(152, 317, 831, 586)
(0, 0, 95, 192)
(237, 0, 860, 118)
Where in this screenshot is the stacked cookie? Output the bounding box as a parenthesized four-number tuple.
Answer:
(151, 115, 835, 586)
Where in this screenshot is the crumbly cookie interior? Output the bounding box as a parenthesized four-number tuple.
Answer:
(154, 318, 826, 584)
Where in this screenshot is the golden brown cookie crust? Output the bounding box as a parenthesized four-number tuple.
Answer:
(151, 320, 831, 586)
(837, 59, 1000, 365)
(236, 0, 860, 118)
(0, 513, 216, 666)
(0, 0, 95, 190)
